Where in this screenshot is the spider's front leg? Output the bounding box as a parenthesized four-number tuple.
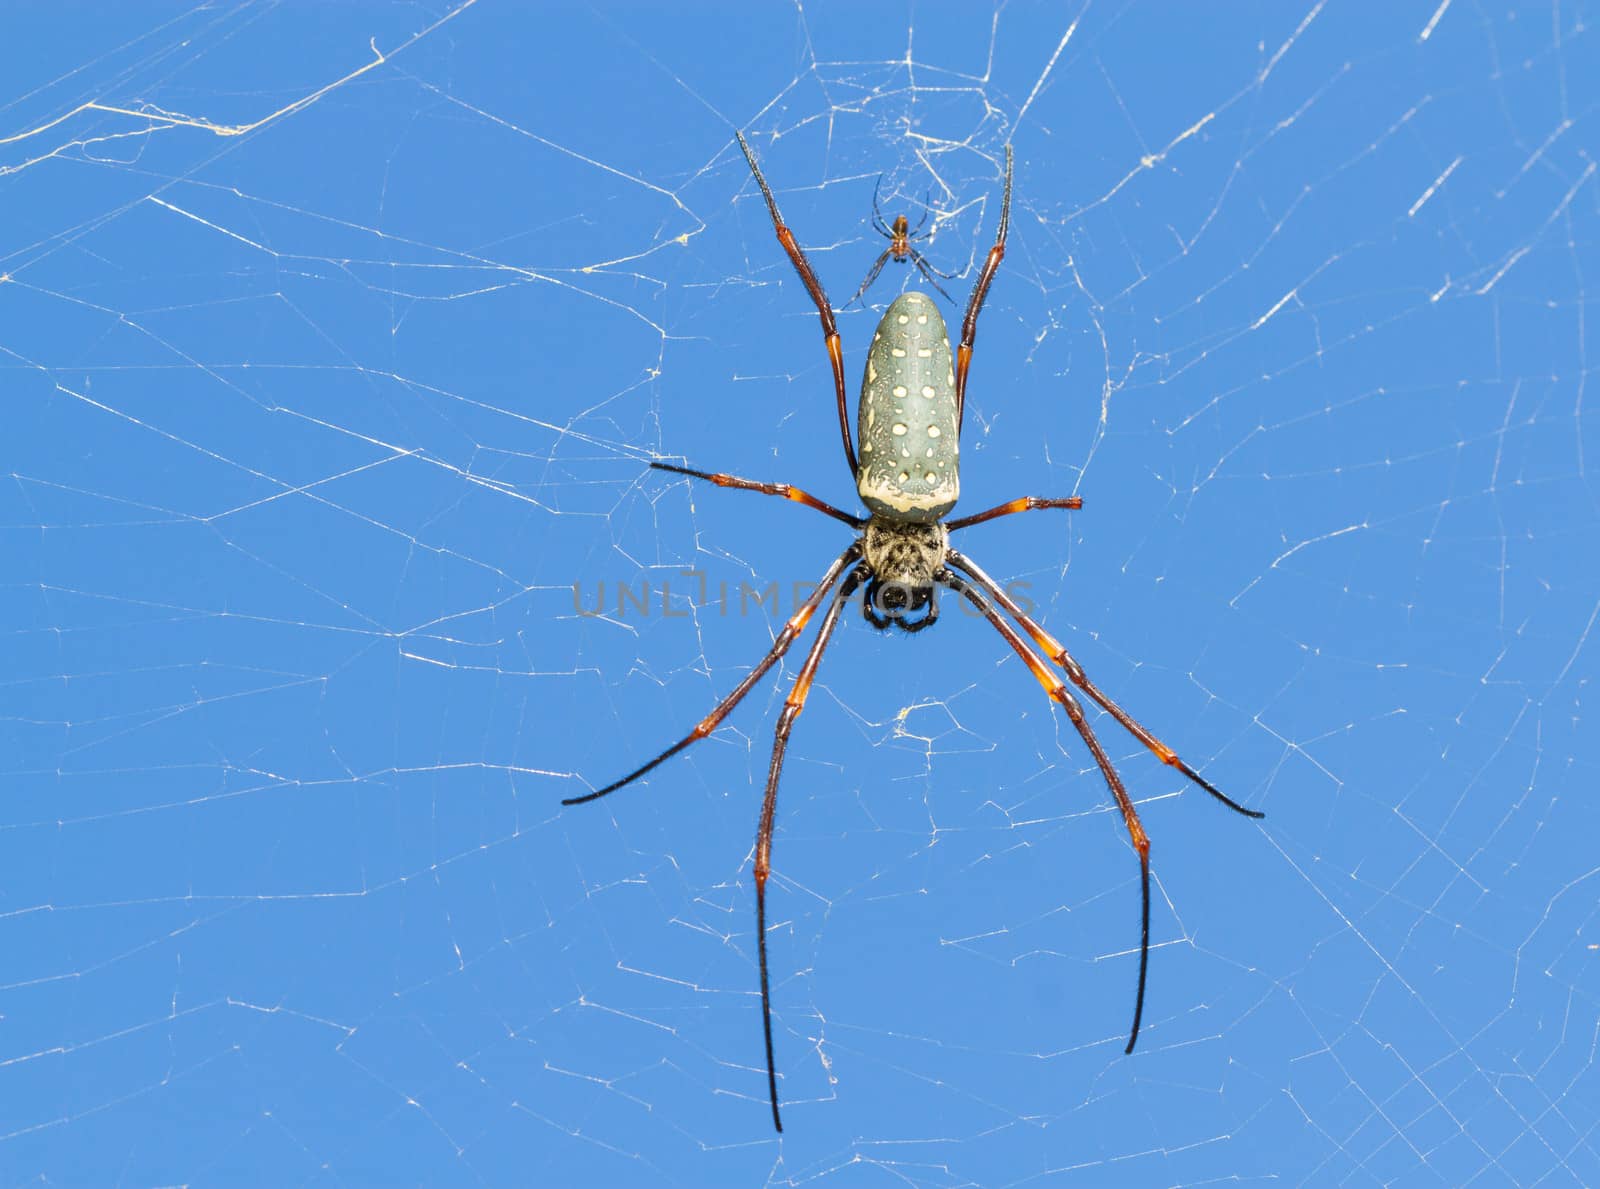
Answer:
(753, 565, 865, 1132)
(939, 550, 1263, 1052)
(561, 544, 861, 807)
(939, 570, 1156, 1051)
(946, 549, 1265, 822)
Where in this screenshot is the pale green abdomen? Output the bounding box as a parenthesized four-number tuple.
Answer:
(856, 292, 960, 522)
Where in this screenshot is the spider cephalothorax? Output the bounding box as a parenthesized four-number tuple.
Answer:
(860, 517, 948, 631)
(564, 134, 1265, 1133)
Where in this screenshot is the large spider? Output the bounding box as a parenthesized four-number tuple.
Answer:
(564, 134, 1264, 1133)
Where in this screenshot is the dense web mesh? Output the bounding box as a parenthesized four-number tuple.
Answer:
(3, 2, 1597, 1183)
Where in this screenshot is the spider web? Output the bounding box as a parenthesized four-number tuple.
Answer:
(3, 1, 1597, 1183)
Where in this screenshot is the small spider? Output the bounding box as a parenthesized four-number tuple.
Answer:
(564, 134, 1264, 1133)
(845, 174, 958, 307)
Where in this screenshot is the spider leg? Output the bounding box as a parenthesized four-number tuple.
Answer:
(870, 173, 889, 236)
(562, 544, 862, 807)
(955, 145, 1013, 430)
(651, 462, 863, 528)
(945, 495, 1082, 532)
(940, 569, 1154, 1052)
(909, 252, 955, 304)
(844, 249, 894, 309)
(908, 197, 932, 239)
(736, 132, 857, 479)
(755, 564, 865, 1132)
(909, 246, 960, 281)
(945, 549, 1264, 821)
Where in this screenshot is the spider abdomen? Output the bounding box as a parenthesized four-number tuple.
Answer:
(856, 292, 959, 523)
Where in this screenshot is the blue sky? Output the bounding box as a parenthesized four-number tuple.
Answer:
(3, 2, 1597, 1184)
